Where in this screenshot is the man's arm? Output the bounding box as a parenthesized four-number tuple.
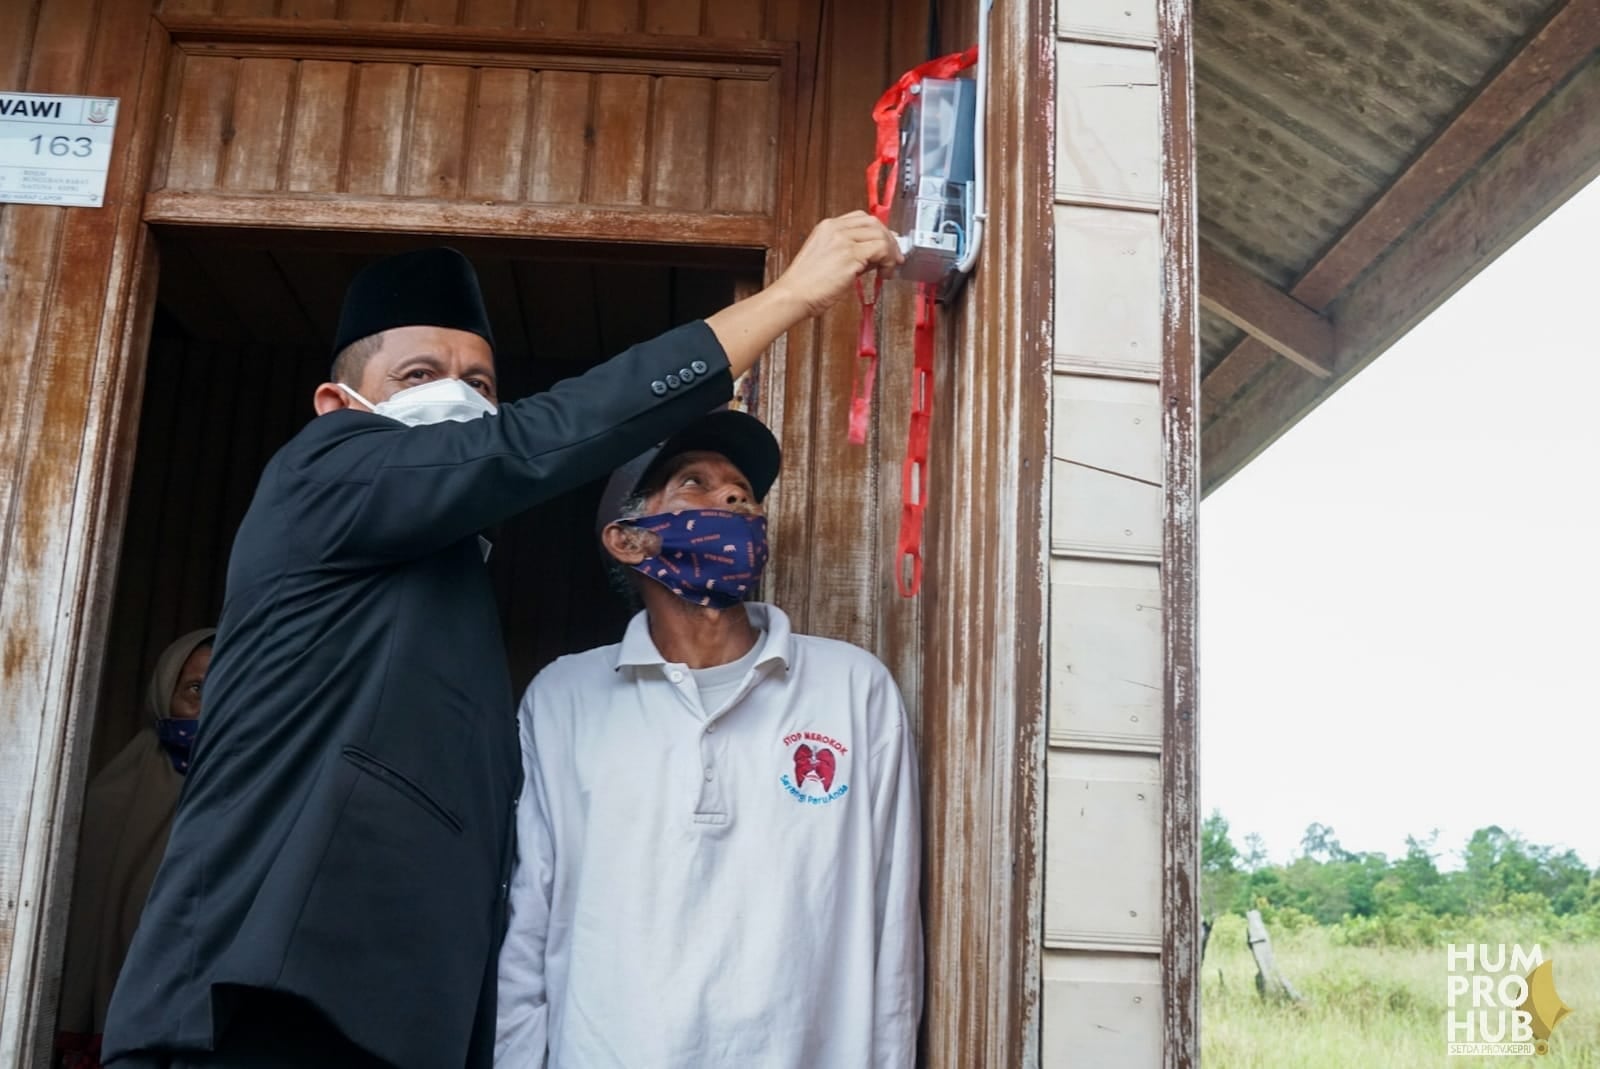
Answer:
(869, 669, 924, 1069)
(495, 684, 557, 1068)
(293, 320, 732, 566)
(293, 212, 900, 566)
(706, 211, 902, 377)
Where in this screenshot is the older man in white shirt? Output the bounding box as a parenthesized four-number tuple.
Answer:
(494, 410, 922, 1069)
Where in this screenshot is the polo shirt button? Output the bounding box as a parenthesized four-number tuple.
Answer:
(679, 367, 695, 383)
(691, 360, 708, 375)
(665, 373, 682, 389)
(704, 768, 713, 781)
(651, 380, 668, 396)
(705, 723, 715, 733)
(669, 670, 684, 683)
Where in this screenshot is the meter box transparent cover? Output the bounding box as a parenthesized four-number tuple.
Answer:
(887, 77, 976, 290)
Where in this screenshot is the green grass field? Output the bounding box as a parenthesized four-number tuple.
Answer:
(1202, 916, 1599, 1068)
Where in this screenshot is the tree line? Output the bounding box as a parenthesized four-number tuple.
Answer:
(1202, 812, 1600, 941)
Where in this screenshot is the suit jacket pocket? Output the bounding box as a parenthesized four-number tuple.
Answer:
(341, 745, 463, 834)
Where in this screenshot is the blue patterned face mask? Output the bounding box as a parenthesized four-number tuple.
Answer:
(156, 718, 199, 773)
(626, 509, 768, 609)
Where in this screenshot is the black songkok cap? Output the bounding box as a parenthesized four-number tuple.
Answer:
(331, 247, 495, 361)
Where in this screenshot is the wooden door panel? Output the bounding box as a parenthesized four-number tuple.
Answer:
(155, 45, 784, 224)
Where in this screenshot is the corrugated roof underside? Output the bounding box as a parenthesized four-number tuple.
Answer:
(1194, 0, 1559, 373)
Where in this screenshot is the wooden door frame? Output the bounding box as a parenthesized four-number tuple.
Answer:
(3, 4, 170, 1062)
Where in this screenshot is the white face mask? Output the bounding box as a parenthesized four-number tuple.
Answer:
(340, 379, 497, 427)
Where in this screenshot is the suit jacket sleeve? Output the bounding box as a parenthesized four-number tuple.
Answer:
(285, 321, 733, 566)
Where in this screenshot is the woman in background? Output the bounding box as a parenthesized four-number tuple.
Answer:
(56, 628, 216, 1069)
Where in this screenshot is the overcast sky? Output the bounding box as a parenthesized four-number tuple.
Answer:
(1199, 175, 1600, 871)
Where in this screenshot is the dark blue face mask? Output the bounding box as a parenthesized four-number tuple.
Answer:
(627, 509, 769, 609)
(156, 717, 199, 774)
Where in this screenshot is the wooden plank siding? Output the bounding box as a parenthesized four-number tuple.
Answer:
(154, 46, 782, 219)
(158, 0, 776, 34)
(1043, 0, 1199, 1063)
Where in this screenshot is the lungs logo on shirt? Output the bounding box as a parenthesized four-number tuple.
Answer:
(780, 732, 849, 805)
(794, 745, 836, 791)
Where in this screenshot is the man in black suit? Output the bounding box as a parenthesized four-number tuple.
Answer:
(101, 212, 901, 1069)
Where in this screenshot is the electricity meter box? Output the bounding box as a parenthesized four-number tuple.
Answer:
(888, 76, 976, 294)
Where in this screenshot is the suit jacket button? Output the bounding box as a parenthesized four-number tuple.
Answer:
(691, 359, 708, 375)
(651, 380, 668, 396)
(665, 373, 682, 389)
(679, 367, 696, 383)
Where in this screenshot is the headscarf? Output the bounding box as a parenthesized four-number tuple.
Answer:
(56, 628, 216, 1040)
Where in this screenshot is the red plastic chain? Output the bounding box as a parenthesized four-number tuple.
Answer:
(848, 274, 883, 446)
(895, 284, 937, 597)
(857, 47, 975, 595)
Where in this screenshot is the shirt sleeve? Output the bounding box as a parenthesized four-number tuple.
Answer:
(869, 670, 924, 1069)
(288, 321, 732, 566)
(494, 681, 557, 1068)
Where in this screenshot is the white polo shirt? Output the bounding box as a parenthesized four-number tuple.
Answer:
(495, 603, 922, 1068)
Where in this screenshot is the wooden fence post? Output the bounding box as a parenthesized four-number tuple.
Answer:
(1245, 909, 1304, 1003)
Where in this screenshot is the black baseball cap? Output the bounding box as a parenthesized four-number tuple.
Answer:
(595, 409, 781, 534)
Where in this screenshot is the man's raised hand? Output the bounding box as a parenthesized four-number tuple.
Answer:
(704, 212, 905, 377)
(773, 212, 904, 319)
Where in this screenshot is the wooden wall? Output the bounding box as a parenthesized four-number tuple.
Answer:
(1042, 0, 1199, 1063)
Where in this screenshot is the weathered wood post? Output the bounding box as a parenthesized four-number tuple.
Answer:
(1245, 909, 1303, 1003)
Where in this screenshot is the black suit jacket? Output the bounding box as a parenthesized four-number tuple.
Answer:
(102, 323, 732, 1069)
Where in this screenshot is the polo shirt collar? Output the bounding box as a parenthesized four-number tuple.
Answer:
(613, 602, 793, 672)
